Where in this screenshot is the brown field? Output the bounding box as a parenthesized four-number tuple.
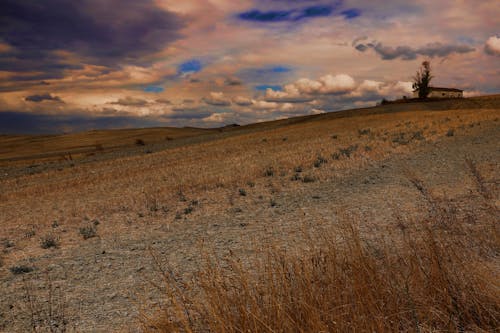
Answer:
(0, 95, 499, 332)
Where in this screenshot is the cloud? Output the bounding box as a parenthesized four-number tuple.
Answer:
(110, 96, 149, 106)
(233, 96, 254, 106)
(202, 92, 232, 106)
(0, 111, 160, 134)
(0, 0, 184, 76)
(354, 40, 475, 60)
(224, 77, 243, 86)
(484, 36, 500, 56)
(25, 93, 63, 103)
(155, 98, 172, 104)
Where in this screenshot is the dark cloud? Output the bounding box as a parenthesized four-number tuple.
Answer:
(224, 77, 243, 86)
(202, 98, 231, 107)
(354, 41, 475, 60)
(110, 97, 149, 107)
(0, 111, 160, 134)
(25, 93, 63, 103)
(155, 98, 172, 105)
(0, 0, 184, 78)
(164, 109, 212, 120)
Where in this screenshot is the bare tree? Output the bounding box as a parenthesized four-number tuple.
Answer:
(412, 61, 433, 99)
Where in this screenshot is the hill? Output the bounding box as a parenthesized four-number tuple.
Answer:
(0, 95, 499, 332)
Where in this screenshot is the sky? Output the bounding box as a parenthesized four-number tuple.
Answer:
(0, 0, 499, 134)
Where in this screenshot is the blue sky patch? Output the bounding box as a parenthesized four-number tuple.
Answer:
(341, 8, 361, 19)
(271, 66, 292, 73)
(255, 85, 282, 91)
(295, 5, 333, 20)
(239, 5, 334, 23)
(143, 85, 164, 93)
(239, 9, 293, 22)
(179, 59, 202, 74)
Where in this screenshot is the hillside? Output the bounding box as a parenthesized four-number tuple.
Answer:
(0, 95, 499, 332)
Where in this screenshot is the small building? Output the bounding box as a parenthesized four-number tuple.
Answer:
(413, 87, 463, 99)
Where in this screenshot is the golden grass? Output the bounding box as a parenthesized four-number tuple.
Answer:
(142, 176, 500, 332)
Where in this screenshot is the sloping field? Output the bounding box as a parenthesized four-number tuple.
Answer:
(0, 95, 499, 332)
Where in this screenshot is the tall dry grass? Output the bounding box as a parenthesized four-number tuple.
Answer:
(142, 174, 499, 332)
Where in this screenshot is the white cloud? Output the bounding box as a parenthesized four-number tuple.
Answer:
(202, 92, 232, 106)
(233, 96, 253, 106)
(485, 35, 500, 56)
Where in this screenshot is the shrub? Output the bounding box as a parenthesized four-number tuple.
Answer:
(238, 188, 247, 196)
(264, 167, 274, 177)
(302, 175, 315, 183)
(358, 128, 371, 136)
(135, 138, 146, 146)
(339, 145, 358, 157)
(79, 225, 97, 240)
(313, 156, 327, 168)
(40, 234, 59, 249)
(10, 265, 34, 275)
(446, 129, 455, 137)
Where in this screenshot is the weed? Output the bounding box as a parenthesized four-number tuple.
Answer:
(339, 145, 358, 157)
(446, 129, 455, 137)
(411, 130, 425, 141)
(25, 229, 36, 239)
(264, 166, 274, 177)
(302, 175, 315, 183)
(313, 156, 327, 168)
(358, 128, 371, 136)
(79, 225, 97, 240)
(291, 173, 302, 181)
(40, 234, 59, 249)
(238, 188, 247, 196)
(269, 198, 277, 207)
(2, 238, 15, 248)
(392, 133, 409, 145)
(10, 265, 34, 275)
(331, 134, 338, 139)
(294, 166, 303, 173)
(331, 152, 340, 160)
(135, 139, 146, 146)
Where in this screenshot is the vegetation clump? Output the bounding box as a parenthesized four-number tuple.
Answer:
(40, 234, 59, 249)
(79, 225, 97, 240)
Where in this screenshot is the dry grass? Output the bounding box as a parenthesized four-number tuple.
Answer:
(0, 106, 497, 263)
(142, 177, 499, 332)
